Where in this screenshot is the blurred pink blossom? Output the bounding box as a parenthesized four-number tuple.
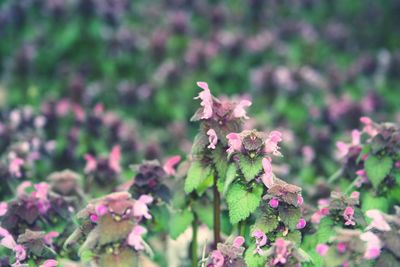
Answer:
(316, 244, 329, 256)
(109, 145, 122, 173)
(261, 157, 274, 188)
(365, 210, 391, 232)
(226, 133, 242, 155)
(127, 225, 147, 250)
(163, 155, 181, 176)
(207, 129, 218, 149)
(233, 99, 252, 119)
(195, 82, 213, 119)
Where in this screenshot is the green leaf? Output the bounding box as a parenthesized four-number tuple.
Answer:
(80, 250, 94, 263)
(286, 230, 302, 245)
(184, 161, 211, 193)
(361, 193, 389, 213)
(169, 209, 194, 240)
(196, 173, 214, 196)
(238, 155, 263, 182)
(244, 244, 268, 267)
(278, 205, 301, 230)
(212, 146, 228, 178)
(251, 207, 279, 233)
(364, 155, 393, 189)
(222, 164, 238, 196)
(316, 217, 334, 243)
(193, 203, 213, 229)
(226, 183, 263, 224)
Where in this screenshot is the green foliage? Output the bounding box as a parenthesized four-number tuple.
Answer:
(244, 244, 268, 267)
(251, 208, 279, 233)
(238, 154, 263, 182)
(169, 209, 194, 240)
(192, 203, 213, 229)
(278, 205, 301, 230)
(212, 146, 229, 178)
(286, 230, 302, 245)
(316, 217, 334, 243)
(226, 183, 263, 224)
(361, 193, 389, 213)
(364, 155, 393, 189)
(184, 161, 212, 193)
(222, 164, 238, 196)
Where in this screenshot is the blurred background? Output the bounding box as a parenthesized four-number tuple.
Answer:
(1, 0, 400, 186)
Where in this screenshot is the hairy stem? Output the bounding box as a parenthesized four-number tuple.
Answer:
(213, 175, 221, 247)
(191, 213, 198, 267)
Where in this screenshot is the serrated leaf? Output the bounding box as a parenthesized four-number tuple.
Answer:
(364, 155, 393, 189)
(226, 183, 263, 224)
(244, 244, 268, 266)
(196, 173, 214, 196)
(238, 155, 263, 182)
(184, 161, 211, 193)
(316, 217, 334, 243)
(222, 164, 238, 196)
(169, 209, 194, 239)
(251, 208, 279, 233)
(278, 205, 301, 230)
(212, 146, 228, 178)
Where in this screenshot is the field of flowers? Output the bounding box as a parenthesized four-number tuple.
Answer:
(1, 0, 400, 266)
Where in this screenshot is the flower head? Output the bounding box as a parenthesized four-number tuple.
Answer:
(316, 243, 329, 256)
(39, 259, 58, 267)
(273, 238, 289, 265)
(233, 99, 252, 119)
(163, 155, 181, 176)
(0, 202, 7, 216)
(226, 133, 242, 155)
(343, 206, 355, 226)
(127, 225, 147, 251)
(269, 198, 279, 208)
(261, 157, 274, 188)
(195, 82, 213, 119)
(296, 218, 306, 229)
(133, 195, 153, 220)
(252, 230, 267, 255)
(84, 154, 97, 173)
(211, 250, 224, 267)
(360, 231, 381, 260)
(265, 131, 283, 156)
(9, 157, 24, 178)
(207, 129, 218, 149)
(365, 209, 391, 232)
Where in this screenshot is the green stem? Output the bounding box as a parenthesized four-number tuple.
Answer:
(191, 213, 198, 267)
(344, 177, 361, 195)
(238, 220, 245, 237)
(328, 168, 343, 184)
(213, 175, 221, 247)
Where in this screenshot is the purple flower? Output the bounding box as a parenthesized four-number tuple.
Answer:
(269, 198, 279, 209)
(108, 145, 122, 174)
(39, 259, 58, 267)
(360, 231, 382, 260)
(273, 238, 289, 265)
(9, 157, 24, 178)
(0, 202, 7, 216)
(365, 209, 391, 232)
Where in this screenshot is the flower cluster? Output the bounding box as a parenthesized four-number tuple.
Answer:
(206, 236, 246, 267)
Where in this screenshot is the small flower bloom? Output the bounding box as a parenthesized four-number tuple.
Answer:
(265, 131, 283, 156)
(343, 206, 356, 226)
(336, 242, 347, 253)
(95, 204, 108, 216)
(127, 225, 147, 251)
(360, 117, 378, 137)
(109, 145, 122, 173)
(351, 130, 361, 146)
(316, 244, 329, 256)
(226, 133, 242, 155)
(302, 145, 315, 164)
(269, 198, 279, 209)
(39, 259, 58, 267)
(233, 236, 245, 248)
(296, 218, 306, 229)
(207, 129, 218, 149)
(90, 214, 98, 223)
(84, 154, 97, 173)
(133, 195, 153, 220)
(163, 155, 181, 176)
(395, 161, 400, 168)
(273, 238, 289, 265)
(195, 82, 213, 119)
(211, 250, 224, 267)
(350, 191, 360, 200)
(9, 157, 24, 178)
(297, 195, 304, 206)
(360, 231, 382, 260)
(0, 202, 7, 216)
(365, 209, 391, 232)
(233, 99, 252, 119)
(261, 157, 274, 188)
(336, 141, 349, 158)
(43, 232, 59, 246)
(252, 230, 267, 255)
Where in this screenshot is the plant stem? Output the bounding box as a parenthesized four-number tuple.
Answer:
(328, 168, 343, 184)
(238, 220, 245, 237)
(191, 213, 198, 267)
(213, 175, 221, 247)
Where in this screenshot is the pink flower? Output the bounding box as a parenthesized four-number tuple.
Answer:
(55, 99, 71, 116)
(297, 195, 304, 206)
(360, 231, 382, 260)
(336, 141, 349, 158)
(233, 236, 245, 248)
(133, 195, 153, 220)
(316, 244, 329, 256)
(207, 129, 218, 149)
(311, 207, 330, 224)
(127, 225, 147, 250)
(195, 82, 213, 119)
(360, 117, 378, 137)
(39, 259, 58, 267)
(72, 104, 85, 122)
(252, 230, 267, 255)
(84, 154, 97, 173)
(265, 131, 283, 156)
(273, 238, 289, 265)
(395, 161, 400, 168)
(233, 99, 252, 119)
(365, 210, 391, 232)
(32, 183, 51, 214)
(211, 250, 224, 267)
(261, 157, 274, 188)
(90, 214, 98, 223)
(296, 218, 306, 229)
(0, 202, 7, 216)
(269, 198, 279, 209)
(351, 130, 361, 146)
(343, 206, 355, 226)
(336, 242, 347, 253)
(163, 155, 181, 176)
(109, 145, 122, 173)
(44, 232, 59, 246)
(0, 227, 26, 262)
(226, 132, 242, 155)
(342, 261, 349, 267)
(16, 181, 32, 197)
(95, 204, 108, 216)
(93, 103, 104, 116)
(9, 157, 24, 177)
(350, 191, 360, 200)
(302, 145, 315, 164)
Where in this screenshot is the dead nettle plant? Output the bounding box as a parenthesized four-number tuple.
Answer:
(333, 117, 400, 212)
(184, 82, 309, 266)
(64, 192, 154, 267)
